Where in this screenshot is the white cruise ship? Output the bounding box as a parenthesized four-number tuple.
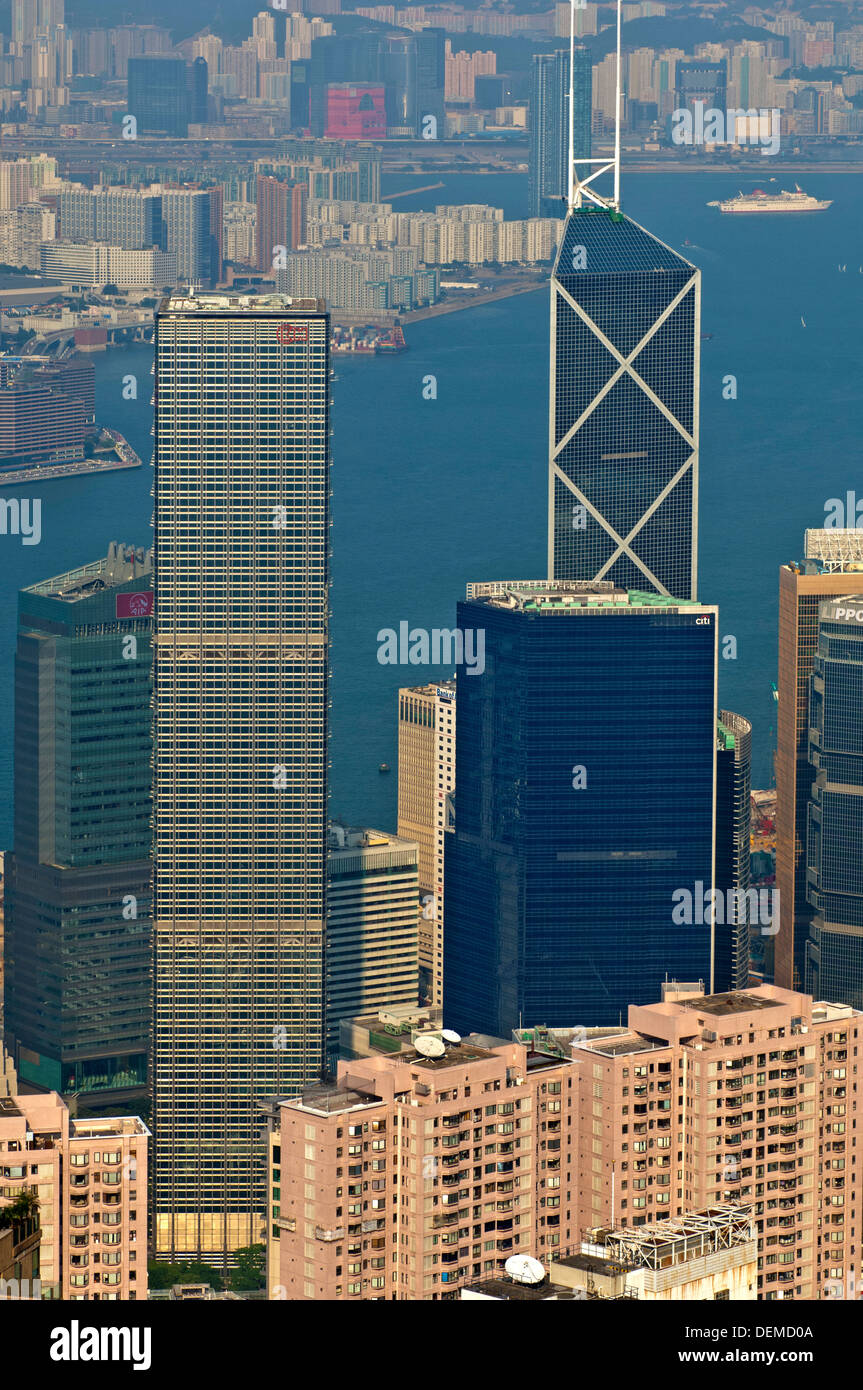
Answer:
(707, 185, 832, 214)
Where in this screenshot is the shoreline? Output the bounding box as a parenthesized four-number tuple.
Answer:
(0, 427, 142, 487)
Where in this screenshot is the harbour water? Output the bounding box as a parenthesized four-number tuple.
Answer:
(0, 169, 860, 842)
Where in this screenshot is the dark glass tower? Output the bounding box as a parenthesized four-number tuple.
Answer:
(529, 48, 592, 219)
(4, 544, 153, 1104)
(806, 598, 863, 1007)
(675, 60, 727, 116)
(715, 710, 752, 993)
(443, 580, 717, 1033)
(128, 55, 191, 136)
(548, 208, 700, 600)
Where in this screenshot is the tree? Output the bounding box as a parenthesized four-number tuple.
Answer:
(228, 1244, 265, 1291)
(0, 1190, 39, 1227)
(147, 1259, 224, 1290)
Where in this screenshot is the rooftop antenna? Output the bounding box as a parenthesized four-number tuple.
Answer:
(568, 0, 623, 213)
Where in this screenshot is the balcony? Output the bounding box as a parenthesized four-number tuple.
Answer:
(315, 1226, 344, 1242)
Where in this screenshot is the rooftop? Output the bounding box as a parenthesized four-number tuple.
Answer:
(293, 1083, 382, 1117)
(804, 529, 863, 570)
(465, 1276, 579, 1301)
(161, 290, 325, 315)
(24, 543, 152, 602)
(408, 1040, 496, 1070)
(464, 580, 709, 615)
(683, 991, 781, 1018)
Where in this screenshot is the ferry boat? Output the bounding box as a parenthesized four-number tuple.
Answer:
(707, 185, 831, 214)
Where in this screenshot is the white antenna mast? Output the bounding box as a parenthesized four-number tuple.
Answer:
(568, 0, 623, 213)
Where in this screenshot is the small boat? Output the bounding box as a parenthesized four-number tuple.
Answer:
(701, 332, 713, 340)
(379, 762, 390, 774)
(801, 316, 806, 327)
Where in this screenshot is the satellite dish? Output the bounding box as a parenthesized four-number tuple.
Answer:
(505, 1255, 545, 1286)
(441, 1029, 461, 1044)
(414, 1033, 446, 1059)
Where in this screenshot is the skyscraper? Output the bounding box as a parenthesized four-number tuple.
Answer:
(715, 710, 752, 993)
(128, 55, 191, 136)
(152, 290, 329, 1264)
(528, 47, 591, 219)
(548, 209, 700, 599)
(775, 530, 863, 991)
(325, 825, 419, 1065)
(443, 580, 718, 1035)
(397, 681, 455, 1005)
(4, 545, 152, 1105)
(805, 598, 863, 1008)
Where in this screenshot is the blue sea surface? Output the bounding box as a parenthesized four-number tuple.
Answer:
(0, 169, 859, 844)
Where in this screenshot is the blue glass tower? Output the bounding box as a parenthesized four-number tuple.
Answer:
(443, 581, 717, 1033)
(529, 47, 592, 219)
(806, 598, 863, 1008)
(548, 208, 700, 601)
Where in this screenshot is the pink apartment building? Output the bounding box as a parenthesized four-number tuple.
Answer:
(0, 1091, 148, 1300)
(572, 985, 861, 1300)
(269, 1038, 577, 1300)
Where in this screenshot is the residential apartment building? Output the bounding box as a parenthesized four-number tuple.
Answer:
(0, 1091, 149, 1299)
(572, 984, 862, 1300)
(267, 1036, 576, 1299)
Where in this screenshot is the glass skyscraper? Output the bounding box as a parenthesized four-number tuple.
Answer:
(805, 597, 863, 1008)
(443, 580, 717, 1034)
(528, 47, 592, 219)
(152, 290, 329, 1264)
(548, 208, 700, 601)
(4, 544, 153, 1103)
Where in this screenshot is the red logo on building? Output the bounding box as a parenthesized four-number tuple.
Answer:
(277, 323, 309, 343)
(116, 592, 154, 618)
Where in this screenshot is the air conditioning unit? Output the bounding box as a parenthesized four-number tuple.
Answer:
(703, 1030, 718, 1042)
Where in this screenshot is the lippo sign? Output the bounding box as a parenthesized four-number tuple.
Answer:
(116, 592, 154, 618)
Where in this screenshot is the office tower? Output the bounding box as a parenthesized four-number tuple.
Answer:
(384, 35, 416, 134)
(464, 1206, 758, 1301)
(572, 984, 863, 1300)
(805, 598, 863, 1007)
(775, 530, 863, 992)
(0, 1092, 149, 1299)
(548, 209, 700, 598)
(187, 55, 209, 125)
(152, 290, 329, 1264)
(127, 55, 191, 136)
(397, 681, 455, 1005)
(325, 826, 419, 1065)
(4, 546, 153, 1105)
(529, 47, 591, 218)
(715, 710, 752, 993)
(415, 27, 446, 136)
(325, 83, 387, 139)
(160, 188, 211, 285)
(444, 581, 717, 1035)
(255, 174, 308, 272)
(267, 1036, 577, 1300)
(675, 59, 727, 116)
